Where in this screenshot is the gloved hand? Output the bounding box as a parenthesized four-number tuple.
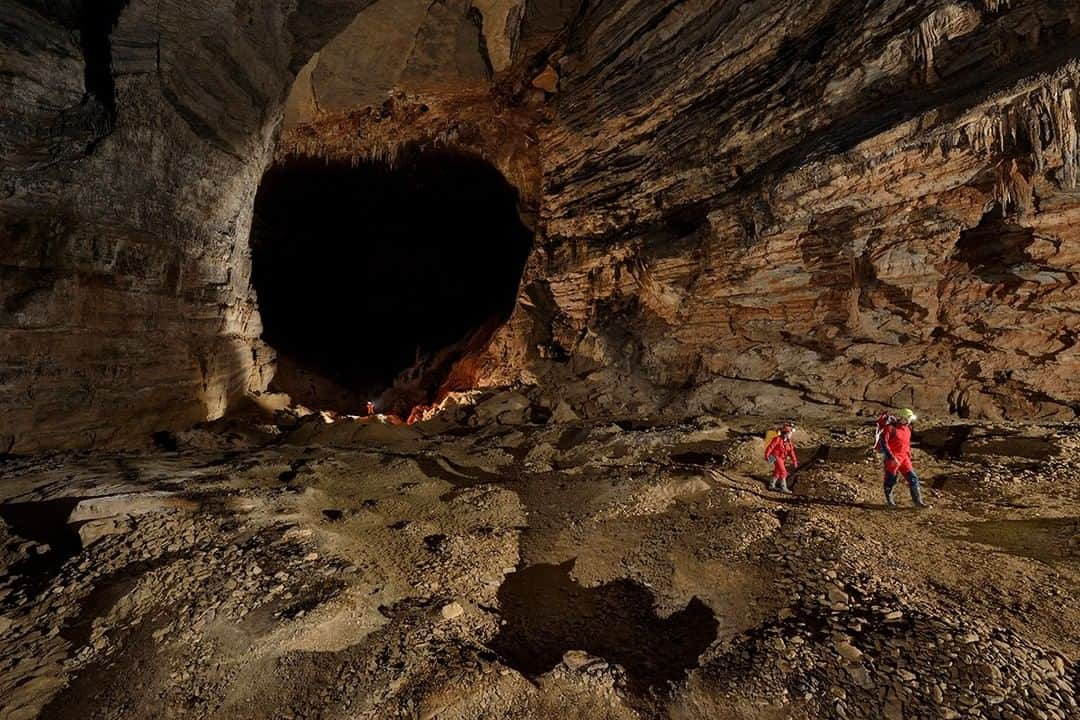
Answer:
(766, 455, 775, 464)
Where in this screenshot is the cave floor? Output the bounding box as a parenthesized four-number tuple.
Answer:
(0, 402, 1077, 720)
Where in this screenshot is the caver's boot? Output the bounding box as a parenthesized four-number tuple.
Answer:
(884, 484, 897, 508)
(910, 479, 930, 509)
(768, 479, 778, 491)
(779, 479, 792, 494)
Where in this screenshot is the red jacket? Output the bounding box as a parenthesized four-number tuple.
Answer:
(881, 423, 912, 460)
(765, 435, 798, 465)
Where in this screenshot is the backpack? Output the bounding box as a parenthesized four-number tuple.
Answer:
(874, 413, 894, 453)
(764, 429, 780, 463)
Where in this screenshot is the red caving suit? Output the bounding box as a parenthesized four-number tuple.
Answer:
(765, 434, 798, 481)
(879, 420, 914, 476)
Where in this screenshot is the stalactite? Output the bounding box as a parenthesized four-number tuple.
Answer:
(947, 61, 1080, 209)
(995, 158, 1034, 214)
(911, 4, 980, 83)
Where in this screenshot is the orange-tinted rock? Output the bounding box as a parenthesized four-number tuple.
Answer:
(476, 0, 1080, 424)
(531, 65, 559, 93)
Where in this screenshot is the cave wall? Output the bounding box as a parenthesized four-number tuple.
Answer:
(0, 0, 559, 453)
(2, 0, 1078, 453)
(283, 0, 503, 129)
(479, 0, 1080, 422)
(0, 0, 372, 453)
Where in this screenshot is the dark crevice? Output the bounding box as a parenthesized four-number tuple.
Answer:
(914, 425, 975, 460)
(151, 431, 179, 452)
(0, 497, 86, 598)
(79, 0, 130, 122)
(467, 7, 495, 79)
(954, 204, 1034, 287)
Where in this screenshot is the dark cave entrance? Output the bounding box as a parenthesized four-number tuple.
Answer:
(250, 149, 533, 415)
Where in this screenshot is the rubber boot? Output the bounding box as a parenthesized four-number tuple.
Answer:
(779, 479, 791, 494)
(910, 478, 930, 509)
(768, 479, 778, 492)
(884, 478, 897, 508)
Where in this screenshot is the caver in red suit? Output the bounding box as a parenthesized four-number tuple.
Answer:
(875, 411, 927, 508)
(765, 428, 798, 493)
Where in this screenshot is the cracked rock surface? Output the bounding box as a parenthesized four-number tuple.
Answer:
(478, 0, 1080, 423)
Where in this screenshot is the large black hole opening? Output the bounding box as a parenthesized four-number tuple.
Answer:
(250, 149, 533, 414)
(80, 0, 129, 119)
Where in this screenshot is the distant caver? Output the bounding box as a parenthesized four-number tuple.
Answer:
(765, 422, 799, 494)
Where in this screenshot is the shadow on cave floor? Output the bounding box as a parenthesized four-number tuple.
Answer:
(487, 560, 718, 699)
(669, 442, 732, 467)
(410, 454, 504, 501)
(958, 517, 1080, 564)
(916, 426, 1060, 461)
(0, 497, 85, 595)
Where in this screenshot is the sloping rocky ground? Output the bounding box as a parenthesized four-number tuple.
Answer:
(1, 394, 1075, 719)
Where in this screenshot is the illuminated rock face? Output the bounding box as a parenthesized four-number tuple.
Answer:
(478, 0, 1080, 423)
(1, 0, 1079, 451)
(0, 0, 371, 452)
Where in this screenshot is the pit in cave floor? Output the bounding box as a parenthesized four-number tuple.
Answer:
(250, 148, 534, 416)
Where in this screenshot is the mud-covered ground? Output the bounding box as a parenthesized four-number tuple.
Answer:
(1, 392, 1077, 720)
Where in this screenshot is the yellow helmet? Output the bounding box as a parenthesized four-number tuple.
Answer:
(895, 408, 917, 423)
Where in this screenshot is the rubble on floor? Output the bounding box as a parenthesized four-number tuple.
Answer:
(0, 396, 1076, 719)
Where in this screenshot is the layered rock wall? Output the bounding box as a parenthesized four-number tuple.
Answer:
(2, 0, 1078, 453)
(0, 0, 369, 452)
(0, 0, 554, 452)
(481, 0, 1080, 422)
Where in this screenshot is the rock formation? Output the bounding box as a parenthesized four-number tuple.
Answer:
(481, 0, 1080, 425)
(2, 0, 369, 452)
(2, 0, 1079, 453)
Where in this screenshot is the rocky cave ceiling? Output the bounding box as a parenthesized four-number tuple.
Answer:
(1, 0, 1079, 452)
